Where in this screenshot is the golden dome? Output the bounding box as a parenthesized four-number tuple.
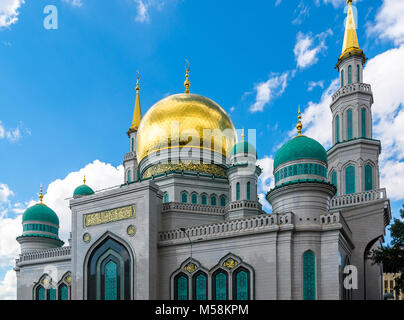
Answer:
(136, 93, 237, 163)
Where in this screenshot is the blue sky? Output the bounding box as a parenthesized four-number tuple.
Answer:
(1, 0, 404, 299)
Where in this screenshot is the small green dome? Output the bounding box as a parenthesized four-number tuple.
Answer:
(22, 204, 59, 225)
(274, 135, 327, 170)
(229, 141, 257, 157)
(73, 184, 95, 197)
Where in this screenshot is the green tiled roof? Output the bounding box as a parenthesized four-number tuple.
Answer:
(22, 204, 59, 225)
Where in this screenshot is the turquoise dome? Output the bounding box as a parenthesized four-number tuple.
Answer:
(73, 184, 95, 197)
(22, 204, 59, 225)
(274, 135, 327, 170)
(230, 141, 257, 157)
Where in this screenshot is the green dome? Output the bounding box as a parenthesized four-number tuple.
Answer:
(274, 135, 327, 170)
(22, 204, 59, 225)
(73, 184, 95, 197)
(229, 141, 257, 157)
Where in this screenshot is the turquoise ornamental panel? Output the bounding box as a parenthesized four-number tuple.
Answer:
(104, 260, 118, 300)
(365, 165, 373, 191)
(345, 166, 355, 194)
(177, 275, 188, 300)
(195, 273, 207, 300)
(215, 272, 227, 300)
(236, 270, 249, 300)
(60, 284, 68, 300)
(347, 109, 353, 140)
(164, 193, 169, 203)
(303, 250, 316, 300)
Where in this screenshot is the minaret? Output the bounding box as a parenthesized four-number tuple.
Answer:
(328, 0, 380, 196)
(124, 74, 142, 184)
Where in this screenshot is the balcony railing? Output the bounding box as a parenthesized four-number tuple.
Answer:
(227, 200, 262, 212)
(332, 83, 372, 103)
(330, 188, 387, 209)
(16, 246, 71, 264)
(162, 202, 226, 215)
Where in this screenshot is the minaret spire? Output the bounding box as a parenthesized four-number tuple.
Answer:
(184, 59, 191, 94)
(296, 105, 303, 136)
(129, 72, 142, 133)
(39, 184, 43, 204)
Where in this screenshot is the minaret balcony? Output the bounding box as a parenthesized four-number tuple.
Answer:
(124, 151, 137, 161)
(329, 188, 387, 210)
(331, 83, 372, 104)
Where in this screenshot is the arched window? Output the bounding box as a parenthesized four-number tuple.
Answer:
(212, 269, 228, 300)
(347, 109, 353, 140)
(131, 138, 134, 152)
(341, 69, 344, 87)
(331, 171, 337, 189)
(163, 193, 169, 203)
(174, 273, 188, 300)
(348, 65, 352, 84)
(246, 182, 251, 200)
(365, 165, 373, 191)
(201, 194, 207, 205)
(193, 271, 208, 300)
(36, 286, 45, 300)
(58, 284, 68, 300)
(236, 183, 240, 200)
(345, 165, 355, 195)
(191, 193, 198, 204)
(48, 287, 56, 300)
(181, 192, 188, 203)
(303, 250, 316, 300)
(361, 108, 366, 138)
(233, 267, 250, 300)
(210, 195, 217, 206)
(127, 170, 132, 183)
(220, 195, 226, 207)
(357, 64, 360, 83)
(87, 237, 132, 300)
(336, 115, 340, 143)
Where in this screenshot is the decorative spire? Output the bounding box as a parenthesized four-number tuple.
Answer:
(296, 105, 303, 136)
(184, 59, 191, 94)
(83, 175, 86, 185)
(39, 184, 43, 204)
(129, 71, 142, 133)
(241, 128, 246, 141)
(340, 0, 361, 58)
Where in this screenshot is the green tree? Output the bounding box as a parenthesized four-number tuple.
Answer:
(371, 205, 404, 297)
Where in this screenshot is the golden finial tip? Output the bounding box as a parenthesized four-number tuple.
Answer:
(136, 71, 140, 91)
(39, 184, 44, 204)
(184, 59, 191, 94)
(296, 105, 303, 136)
(83, 175, 86, 185)
(241, 128, 246, 141)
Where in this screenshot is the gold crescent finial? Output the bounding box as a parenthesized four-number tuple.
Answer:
(39, 184, 43, 204)
(83, 175, 86, 185)
(296, 105, 303, 136)
(136, 71, 140, 91)
(184, 59, 191, 94)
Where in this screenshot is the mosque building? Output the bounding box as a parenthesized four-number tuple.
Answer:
(14, 1, 391, 300)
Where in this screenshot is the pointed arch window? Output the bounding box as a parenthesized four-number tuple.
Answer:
(191, 193, 198, 204)
(341, 69, 344, 87)
(303, 250, 316, 300)
(345, 165, 355, 194)
(246, 182, 251, 200)
(347, 109, 353, 140)
(163, 193, 169, 203)
(213, 269, 228, 300)
(365, 165, 373, 191)
(220, 195, 226, 207)
(127, 170, 132, 183)
(48, 287, 56, 300)
(233, 267, 250, 300)
(87, 237, 132, 300)
(348, 65, 352, 84)
(361, 108, 366, 138)
(174, 273, 188, 300)
(336, 115, 340, 143)
(357, 64, 360, 83)
(201, 194, 207, 205)
(58, 284, 68, 300)
(193, 271, 208, 300)
(36, 286, 45, 300)
(236, 183, 240, 200)
(331, 171, 337, 190)
(210, 195, 217, 206)
(181, 192, 188, 203)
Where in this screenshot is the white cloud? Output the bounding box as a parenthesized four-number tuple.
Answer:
(257, 156, 275, 212)
(62, 0, 83, 8)
(292, 1, 310, 25)
(294, 30, 332, 69)
(134, 0, 166, 23)
(0, 270, 17, 300)
(0, 121, 28, 143)
(250, 72, 289, 113)
(0, 0, 25, 29)
(367, 0, 404, 45)
(0, 160, 124, 300)
(308, 80, 325, 92)
(275, 0, 282, 6)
